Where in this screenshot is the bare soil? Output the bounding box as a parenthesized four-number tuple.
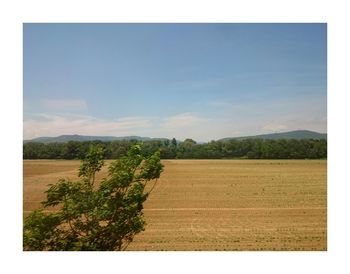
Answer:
(23, 159, 327, 251)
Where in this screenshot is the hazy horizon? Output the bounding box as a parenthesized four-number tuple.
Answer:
(24, 23, 327, 142)
(24, 129, 327, 143)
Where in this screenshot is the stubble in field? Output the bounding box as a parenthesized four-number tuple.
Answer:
(23, 159, 327, 251)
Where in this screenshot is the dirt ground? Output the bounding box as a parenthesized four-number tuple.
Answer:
(23, 159, 327, 251)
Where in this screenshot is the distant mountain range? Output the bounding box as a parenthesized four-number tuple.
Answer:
(24, 134, 168, 144)
(219, 130, 327, 141)
(24, 130, 327, 144)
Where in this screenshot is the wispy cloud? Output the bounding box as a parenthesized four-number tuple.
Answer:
(24, 113, 153, 139)
(23, 109, 327, 141)
(161, 112, 210, 129)
(140, 112, 215, 141)
(23, 112, 214, 141)
(262, 123, 288, 132)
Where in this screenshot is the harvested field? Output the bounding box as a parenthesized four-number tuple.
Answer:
(23, 159, 327, 251)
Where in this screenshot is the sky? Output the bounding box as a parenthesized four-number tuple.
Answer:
(23, 23, 327, 142)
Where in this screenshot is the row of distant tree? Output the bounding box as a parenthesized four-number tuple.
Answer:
(23, 138, 327, 160)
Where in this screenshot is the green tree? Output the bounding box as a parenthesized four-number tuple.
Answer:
(177, 138, 197, 158)
(171, 138, 177, 147)
(61, 141, 80, 159)
(23, 144, 164, 251)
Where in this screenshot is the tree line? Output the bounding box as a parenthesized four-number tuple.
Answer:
(23, 138, 327, 160)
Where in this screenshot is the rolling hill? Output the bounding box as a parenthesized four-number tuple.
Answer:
(24, 130, 327, 144)
(24, 134, 168, 143)
(219, 130, 327, 141)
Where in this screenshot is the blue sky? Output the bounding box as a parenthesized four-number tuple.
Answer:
(23, 23, 327, 141)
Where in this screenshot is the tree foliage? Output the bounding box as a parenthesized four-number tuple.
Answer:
(23, 144, 164, 251)
(23, 138, 327, 160)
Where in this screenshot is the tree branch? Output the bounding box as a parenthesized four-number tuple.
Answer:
(147, 179, 159, 195)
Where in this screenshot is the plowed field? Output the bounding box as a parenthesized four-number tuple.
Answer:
(23, 159, 327, 251)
